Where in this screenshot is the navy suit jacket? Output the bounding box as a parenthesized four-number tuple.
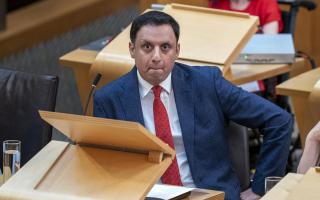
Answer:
(94, 63, 292, 200)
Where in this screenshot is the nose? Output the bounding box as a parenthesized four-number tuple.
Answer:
(152, 47, 161, 63)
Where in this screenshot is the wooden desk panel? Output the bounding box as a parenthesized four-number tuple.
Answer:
(262, 168, 320, 200)
(276, 68, 320, 147)
(0, 0, 137, 58)
(0, 140, 224, 200)
(261, 173, 303, 200)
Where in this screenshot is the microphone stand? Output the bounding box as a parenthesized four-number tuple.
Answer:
(83, 73, 102, 115)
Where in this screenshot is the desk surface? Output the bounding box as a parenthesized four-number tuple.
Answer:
(276, 67, 320, 148)
(262, 168, 320, 200)
(60, 48, 295, 85)
(261, 173, 303, 200)
(0, 141, 224, 200)
(276, 67, 320, 97)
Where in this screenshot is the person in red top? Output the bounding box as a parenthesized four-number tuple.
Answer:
(208, 0, 283, 34)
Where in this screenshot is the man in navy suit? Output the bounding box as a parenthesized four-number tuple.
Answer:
(94, 11, 292, 200)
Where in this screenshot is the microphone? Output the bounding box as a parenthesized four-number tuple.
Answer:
(83, 73, 102, 115)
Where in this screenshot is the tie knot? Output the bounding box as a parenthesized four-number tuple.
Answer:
(152, 85, 162, 98)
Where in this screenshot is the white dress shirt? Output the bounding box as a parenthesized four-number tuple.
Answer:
(137, 71, 195, 187)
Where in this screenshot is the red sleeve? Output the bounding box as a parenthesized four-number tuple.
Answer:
(259, 0, 283, 33)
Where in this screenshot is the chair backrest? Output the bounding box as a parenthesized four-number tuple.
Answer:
(0, 68, 59, 169)
(226, 121, 250, 191)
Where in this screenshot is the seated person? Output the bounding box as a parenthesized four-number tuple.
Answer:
(208, 0, 283, 34)
(93, 11, 293, 200)
(297, 122, 320, 174)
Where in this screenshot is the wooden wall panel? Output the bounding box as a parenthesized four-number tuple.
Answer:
(294, 0, 320, 66)
(0, 0, 137, 58)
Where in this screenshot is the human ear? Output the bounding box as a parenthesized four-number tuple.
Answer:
(129, 42, 135, 58)
(175, 43, 180, 59)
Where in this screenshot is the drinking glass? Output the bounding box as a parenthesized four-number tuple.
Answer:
(3, 140, 21, 183)
(265, 176, 282, 193)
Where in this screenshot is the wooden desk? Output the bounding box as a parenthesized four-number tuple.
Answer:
(60, 48, 302, 111)
(261, 173, 303, 200)
(262, 168, 320, 200)
(0, 140, 223, 200)
(0, 0, 137, 58)
(276, 68, 320, 147)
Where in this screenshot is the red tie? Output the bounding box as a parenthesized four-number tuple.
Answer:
(152, 85, 183, 186)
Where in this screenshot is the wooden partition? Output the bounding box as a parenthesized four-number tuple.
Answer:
(294, 0, 320, 66)
(276, 68, 320, 147)
(0, 0, 138, 58)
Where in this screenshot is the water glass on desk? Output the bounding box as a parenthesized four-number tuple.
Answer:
(3, 140, 21, 183)
(265, 176, 282, 193)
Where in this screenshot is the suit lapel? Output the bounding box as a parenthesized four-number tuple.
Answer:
(119, 67, 145, 126)
(172, 64, 195, 166)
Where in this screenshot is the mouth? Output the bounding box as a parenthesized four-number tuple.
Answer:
(148, 66, 164, 71)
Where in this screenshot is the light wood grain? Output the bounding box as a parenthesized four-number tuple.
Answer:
(148, 151, 163, 163)
(0, 189, 96, 200)
(276, 68, 320, 97)
(0, 107, 177, 200)
(261, 173, 303, 200)
(39, 111, 175, 158)
(308, 79, 320, 123)
(0, 141, 68, 190)
(36, 145, 172, 200)
(294, 0, 320, 69)
(0, 119, 224, 200)
(286, 168, 320, 200)
(276, 68, 320, 148)
(0, 0, 137, 58)
(162, 3, 258, 70)
(0, 140, 172, 200)
(170, 3, 249, 18)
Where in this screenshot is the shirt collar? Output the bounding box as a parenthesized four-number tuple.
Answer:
(137, 71, 172, 98)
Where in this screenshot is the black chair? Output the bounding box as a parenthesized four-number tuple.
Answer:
(0, 68, 59, 170)
(226, 121, 250, 191)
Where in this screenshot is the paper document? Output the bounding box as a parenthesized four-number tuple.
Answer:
(146, 184, 193, 200)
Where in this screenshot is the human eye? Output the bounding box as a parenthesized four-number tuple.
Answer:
(161, 43, 171, 51)
(142, 43, 152, 51)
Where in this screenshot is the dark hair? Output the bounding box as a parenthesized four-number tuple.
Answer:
(130, 11, 180, 43)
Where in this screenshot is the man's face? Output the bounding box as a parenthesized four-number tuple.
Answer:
(129, 24, 180, 86)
